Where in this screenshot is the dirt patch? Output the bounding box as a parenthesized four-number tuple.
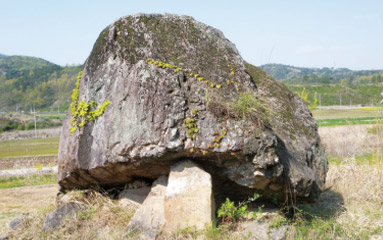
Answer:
(0, 127, 61, 142)
(0, 156, 57, 170)
(0, 185, 58, 233)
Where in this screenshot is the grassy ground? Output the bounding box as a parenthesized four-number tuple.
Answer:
(316, 116, 383, 127)
(0, 137, 59, 159)
(313, 107, 383, 126)
(289, 163, 383, 239)
(0, 185, 58, 234)
(0, 174, 57, 189)
(313, 108, 383, 120)
(291, 85, 383, 106)
(0, 109, 382, 239)
(2, 160, 382, 239)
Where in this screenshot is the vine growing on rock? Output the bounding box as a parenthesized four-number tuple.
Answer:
(146, 58, 222, 89)
(69, 71, 111, 135)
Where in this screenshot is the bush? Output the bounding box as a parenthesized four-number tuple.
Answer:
(0, 120, 24, 133)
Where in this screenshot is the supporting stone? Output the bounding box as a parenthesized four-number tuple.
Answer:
(118, 187, 151, 207)
(126, 176, 168, 239)
(163, 160, 215, 233)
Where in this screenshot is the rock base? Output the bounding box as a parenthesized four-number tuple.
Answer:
(126, 160, 215, 239)
(164, 160, 215, 233)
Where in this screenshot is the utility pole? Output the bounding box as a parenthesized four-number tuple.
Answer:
(33, 106, 37, 139)
(319, 94, 321, 108)
(340, 94, 342, 107)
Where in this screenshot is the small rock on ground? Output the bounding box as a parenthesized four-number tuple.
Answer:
(0, 234, 9, 240)
(9, 213, 28, 230)
(43, 202, 82, 231)
(238, 220, 287, 240)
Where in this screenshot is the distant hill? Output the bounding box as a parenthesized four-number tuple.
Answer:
(1, 56, 383, 111)
(0, 55, 59, 79)
(0, 55, 81, 112)
(260, 63, 383, 85)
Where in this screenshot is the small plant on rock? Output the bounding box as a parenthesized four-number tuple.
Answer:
(184, 109, 199, 140)
(69, 71, 111, 135)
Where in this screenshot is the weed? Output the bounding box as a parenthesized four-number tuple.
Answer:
(217, 193, 261, 223)
(229, 92, 268, 126)
(271, 215, 288, 229)
(218, 198, 248, 223)
(34, 162, 43, 170)
(296, 87, 318, 110)
(252, 204, 265, 221)
(177, 225, 198, 238)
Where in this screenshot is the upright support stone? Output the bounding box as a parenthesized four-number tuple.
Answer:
(163, 160, 215, 233)
(126, 176, 168, 239)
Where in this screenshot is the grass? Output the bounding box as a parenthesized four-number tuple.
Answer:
(312, 108, 383, 120)
(3, 162, 383, 239)
(1, 103, 382, 239)
(8, 191, 136, 239)
(316, 116, 383, 127)
(0, 137, 59, 159)
(287, 163, 383, 239)
(291, 85, 383, 106)
(0, 174, 57, 189)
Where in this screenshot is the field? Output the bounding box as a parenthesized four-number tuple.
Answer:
(0, 137, 59, 159)
(0, 174, 57, 189)
(0, 108, 382, 239)
(291, 85, 383, 106)
(312, 107, 383, 126)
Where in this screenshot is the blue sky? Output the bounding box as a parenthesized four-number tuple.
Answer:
(0, 0, 382, 70)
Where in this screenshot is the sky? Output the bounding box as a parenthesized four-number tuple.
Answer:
(0, 0, 382, 70)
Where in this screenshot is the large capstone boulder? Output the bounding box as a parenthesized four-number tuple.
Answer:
(58, 13, 328, 201)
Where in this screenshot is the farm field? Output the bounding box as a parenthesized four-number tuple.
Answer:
(313, 107, 383, 126)
(313, 107, 383, 119)
(0, 137, 59, 159)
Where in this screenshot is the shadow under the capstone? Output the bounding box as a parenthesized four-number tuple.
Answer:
(295, 189, 345, 221)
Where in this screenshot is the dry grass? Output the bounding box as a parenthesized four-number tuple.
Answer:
(3, 162, 383, 239)
(0, 185, 57, 234)
(328, 164, 383, 236)
(285, 122, 383, 239)
(6, 190, 137, 240)
(286, 162, 383, 239)
(0, 127, 61, 142)
(312, 108, 383, 120)
(2, 123, 383, 239)
(319, 124, 379, 158)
